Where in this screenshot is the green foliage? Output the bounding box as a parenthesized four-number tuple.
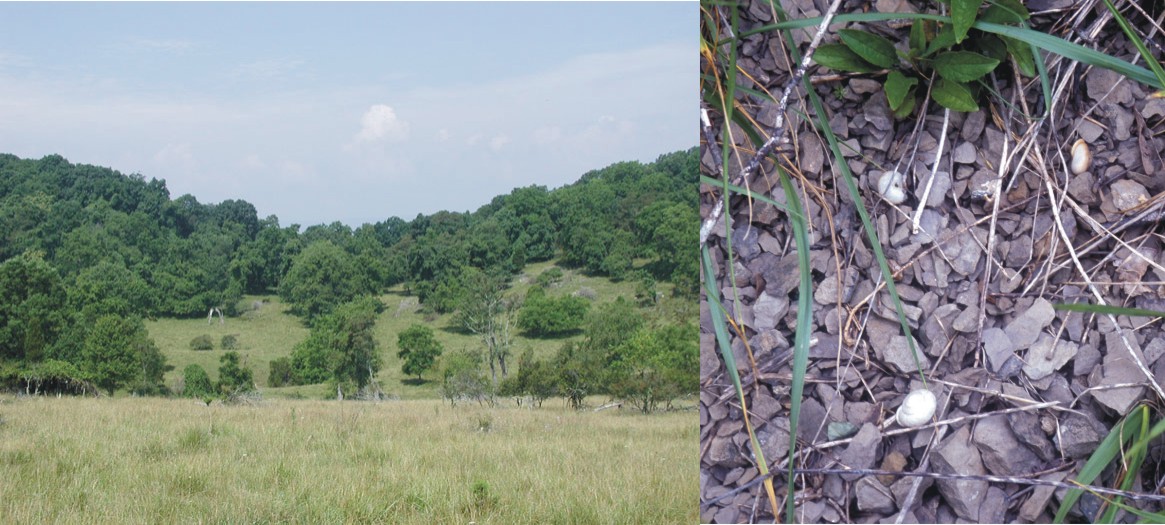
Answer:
(18, 359, 92, 395)
(0, 252, 70, 362)
(607, 323, 698, 413)
(220, 334, 238, 350)
(397, 324, 443, 380)
(182, 364, 213, 398)
(279, 241, 371, 322)
(216, 351, 254, 395)
(584, 297, 644, 356)
(517, 287, 589, 337)
(554, 341, 604, 410)
(439, 348, 491, 406)
(267, 357, 294, 388)
(499, 348, 557, 407)
(535, 267, 564, 288)
(288, 296, 382, 392)
(82, 315, 156, 395)
(189, 334, 214, 351)
(813, 2, 1033, 115)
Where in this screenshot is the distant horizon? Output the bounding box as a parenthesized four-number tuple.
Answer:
(10, 145, 694, 230)
(0, 2, 694, 227)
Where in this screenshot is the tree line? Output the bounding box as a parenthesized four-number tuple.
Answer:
(0, 148, 696, 408)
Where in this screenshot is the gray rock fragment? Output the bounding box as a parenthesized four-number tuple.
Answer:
(972, 415, 1041, 476)
(1058, 412, 1106, 458)
(856, 476, 897, 514)
(932, 426, 988, 521)
(881, 335, 929, 375)
(953, 141, 977, 164)
(982, 327, 1016, 373)
(752, 292, 789, 331)
(1023, 333, 1079, 381)
(1110, 179, 1149, 212)
(1004, 298, 1055, 349)
(838, 423, 882, 481)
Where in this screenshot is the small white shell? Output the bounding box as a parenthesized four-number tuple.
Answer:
(877, 170, 907, 204)
(1070, 139, 1091, 175)
(895, 389, 937, 428)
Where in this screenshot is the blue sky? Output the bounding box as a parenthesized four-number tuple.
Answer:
(0, 2, 694, 227)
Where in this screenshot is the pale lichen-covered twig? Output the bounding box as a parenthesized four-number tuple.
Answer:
(698, 0, 846, 247)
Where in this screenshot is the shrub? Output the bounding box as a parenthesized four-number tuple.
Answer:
(189, 335, 213, 351)
(182, 364, 213, 398)
(268, 357, 295, 388)
(535, 267, 564, 288)
(220, 334, 239, 350)
(217, 351, 254, 395)
(517, 288, 589, 337)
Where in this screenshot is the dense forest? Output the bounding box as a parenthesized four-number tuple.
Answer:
(0, 149, 697, 409)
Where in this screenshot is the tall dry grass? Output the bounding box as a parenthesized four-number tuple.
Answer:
(0, 396, 694, 524)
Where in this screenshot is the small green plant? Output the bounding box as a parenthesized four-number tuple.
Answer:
(220, 334, 239, 350)
(189, 334, 214, 351)
(814, 0, 1033, 114)
(470, 480, 498, 513)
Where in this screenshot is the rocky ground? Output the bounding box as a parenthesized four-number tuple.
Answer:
(699, 0, 1165, 522)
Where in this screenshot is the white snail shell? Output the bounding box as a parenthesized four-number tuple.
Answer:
(1070, 139, 1091, 175)
(877, 170, 907, 204)
(895, 389, 937, 428)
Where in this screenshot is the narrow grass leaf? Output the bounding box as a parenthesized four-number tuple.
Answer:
(776, 163, 814, 523)
(737, 13, 1162, 91)
(839, 29, 899, 68)
(951, 0, 977, 43)
(1054, 406, 1146, 523)
(813, 43, 880, 73)
(701, 246, 781, 516)
(931, 78, 979, 111)
(1102, 0, 1165, 91)
(934, 51, 1001, 82)
(1052, 302, 1165, 319)
(974, 20, 1164, 90)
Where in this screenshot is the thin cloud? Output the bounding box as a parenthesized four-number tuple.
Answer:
(352, 104, 409, 144)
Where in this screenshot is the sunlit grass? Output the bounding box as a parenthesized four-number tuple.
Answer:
(0, 396, 695, 524)
(148, 260, 650, 400)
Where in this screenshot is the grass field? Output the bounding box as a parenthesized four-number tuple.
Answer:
(0, 396, 695, 524)
(146, 260, 672, 400)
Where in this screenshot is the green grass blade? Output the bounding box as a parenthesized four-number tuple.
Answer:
(701, 244, 780, 514)
(773, 162, 814, 523)
(1055, 406, 1147, 523)
(739, 13, 1163, 90)
(1101, 0, 1165, 91)
(974, 21, 1164, 90)
(1052, 302, 1165, 319)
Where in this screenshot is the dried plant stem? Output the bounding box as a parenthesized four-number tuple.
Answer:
(698, 0, 846, 247)
(910, 108, 949, 234)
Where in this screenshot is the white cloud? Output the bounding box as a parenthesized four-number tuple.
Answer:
(436, 128, 450, 141)
(353, 104, 409, 143)
(466, 133, 482, 146)
(489, 134, 511, 152)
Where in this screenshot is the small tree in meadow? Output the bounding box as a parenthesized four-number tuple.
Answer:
(397, 324, 443, 381)
(183, 364, 213, 398)
(217, 351, 254, 395)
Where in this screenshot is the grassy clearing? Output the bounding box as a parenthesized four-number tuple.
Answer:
(0, 396, 694, 524)
(148, 260, 653, 400)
